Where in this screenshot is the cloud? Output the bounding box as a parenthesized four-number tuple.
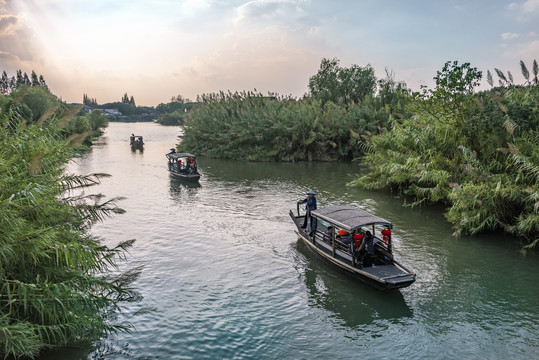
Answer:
(0, 13, 17, 32)
(501, 32, 520, 40)
(0, 50, 20, 65)
(0, 9, 38, 67)
(507, 0, 539, 12)
(235, 0, 307, 25)
(508, 0, 539, 21)
(522, 0, 539, 13)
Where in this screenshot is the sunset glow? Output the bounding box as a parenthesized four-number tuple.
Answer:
(1, 0, 538, 106)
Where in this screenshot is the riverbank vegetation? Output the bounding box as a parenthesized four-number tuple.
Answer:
(177, 58, 538, 247)
(155, 94, 195, 125)
(0, 87, 139, 358)
(1, 69, 48, 95)
(83, 92, 157, 122)
(351, 60, 538, 248)
(177, 58, 408, 160)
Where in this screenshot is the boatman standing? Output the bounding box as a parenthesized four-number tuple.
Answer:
(298, 189, 317, 230)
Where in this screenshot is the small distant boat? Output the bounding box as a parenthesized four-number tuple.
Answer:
(130, 135, 144, 150)
(290, 204, 416, 291)
(166, 150, 201, 182)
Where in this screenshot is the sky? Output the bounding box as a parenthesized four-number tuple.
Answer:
(1, 0, 538, 106)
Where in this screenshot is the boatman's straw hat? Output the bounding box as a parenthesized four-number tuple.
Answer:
(307, 190, 316, 195)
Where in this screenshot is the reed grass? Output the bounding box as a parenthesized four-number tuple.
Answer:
(1, 98, 137, 358)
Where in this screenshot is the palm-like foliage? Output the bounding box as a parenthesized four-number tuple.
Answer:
(351, 62, 539, 247)
(0, 101, 136, 358)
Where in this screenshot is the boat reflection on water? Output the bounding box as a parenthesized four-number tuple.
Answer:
(295, 239, 412, 328)
(169, 176, 201, 202)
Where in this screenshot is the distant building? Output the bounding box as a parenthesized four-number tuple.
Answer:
(101, 109, 123, 117)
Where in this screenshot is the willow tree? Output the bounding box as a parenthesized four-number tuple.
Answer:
(0, 101, 138, 358)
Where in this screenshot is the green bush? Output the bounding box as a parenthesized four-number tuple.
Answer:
(0, 97, 134, 358)
(178, 91, 393, 161)
(350, 61, 539, 247)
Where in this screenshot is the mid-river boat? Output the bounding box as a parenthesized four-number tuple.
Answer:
(166, 150, 201, 182)
(130, 135, 144, 150)
(290, 204, 416, 291)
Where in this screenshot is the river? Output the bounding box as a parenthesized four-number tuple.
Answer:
(41, 122, 539, 359)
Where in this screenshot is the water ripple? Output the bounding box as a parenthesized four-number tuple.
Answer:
(47, 122, 539, 360)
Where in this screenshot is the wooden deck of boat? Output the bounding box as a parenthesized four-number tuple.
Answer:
(361, 264, 407, 279)
(291, 211, 415, 290)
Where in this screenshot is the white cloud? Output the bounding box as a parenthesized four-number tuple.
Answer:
(508, 0, 539, 21)
(0, 8, 39, 68)
(501, 32, 520, 40)
(0, 13, 17, 33)
(522, 0, 539, 13)
(235, 0, 307, 24)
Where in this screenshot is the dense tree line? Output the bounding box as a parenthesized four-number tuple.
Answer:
(0, 85, 137, 358)
(81, 92, 157, 122)
(155, 94, 195, 125)
(83, 92, 137, 108)
(177, 58, 538, 247)
(121, 92, 136, 106)
(83, 93, 98, 106)
(0, 69, 48, 95)
(0, 85, 108, 145)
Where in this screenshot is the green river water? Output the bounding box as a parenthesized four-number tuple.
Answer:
(41, 122, 538, 360)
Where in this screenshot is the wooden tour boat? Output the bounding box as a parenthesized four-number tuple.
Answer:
(130, 135, 144, 150)
(166, 150, 201, 182)
(290, 204, 416, 291)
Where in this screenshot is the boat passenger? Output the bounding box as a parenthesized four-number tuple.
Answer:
(298, 190, 317, 229)
(351, 230, 363, 259)
(357, 230, 376, 266)
(338, 229, 352, 244)
(353, 230, 363, 248)
(381, 226, 391, 245)
(323, 226, 334, 243)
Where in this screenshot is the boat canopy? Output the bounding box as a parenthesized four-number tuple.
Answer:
(311, 205, 392, 231)
(167, 153, 196, 160)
